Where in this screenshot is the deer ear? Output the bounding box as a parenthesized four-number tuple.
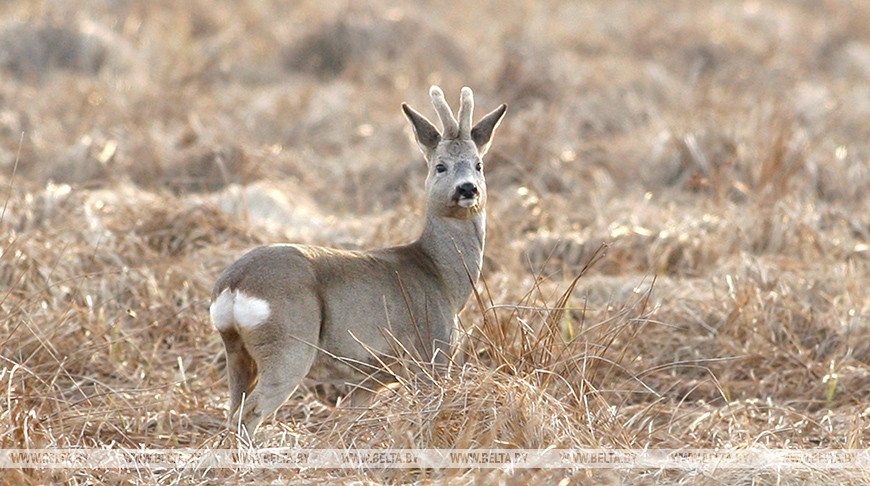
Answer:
(403, 103, 441, 157)
(471, 104, 507, 156)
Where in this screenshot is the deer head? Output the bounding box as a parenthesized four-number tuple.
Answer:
(402, 86, 507, 219)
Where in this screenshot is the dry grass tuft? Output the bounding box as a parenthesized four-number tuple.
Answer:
(281, 7, 468, 84)
(0, 21, 108, 78)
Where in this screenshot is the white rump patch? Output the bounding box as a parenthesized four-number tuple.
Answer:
(233, 291, 272, 329)
(210, 288, 235, 331)
(209, 288, 272, 331)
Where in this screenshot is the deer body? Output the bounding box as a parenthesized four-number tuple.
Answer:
(210, 87, 506, 435)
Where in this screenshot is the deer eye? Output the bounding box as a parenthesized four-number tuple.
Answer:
(435, 164, 447, 173)
(475, 162, 482, 172)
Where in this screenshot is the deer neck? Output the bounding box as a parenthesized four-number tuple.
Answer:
(416, 209, 485, 313)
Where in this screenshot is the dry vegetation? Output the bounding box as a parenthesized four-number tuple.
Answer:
(1, 0, 869, 484)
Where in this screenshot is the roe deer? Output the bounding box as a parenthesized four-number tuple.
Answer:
(210, 86, 507, 435)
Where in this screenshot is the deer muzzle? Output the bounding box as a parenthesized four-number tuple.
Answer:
(454, 182, 480, 208)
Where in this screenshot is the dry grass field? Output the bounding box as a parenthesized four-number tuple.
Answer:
(1, 0, 869, 484)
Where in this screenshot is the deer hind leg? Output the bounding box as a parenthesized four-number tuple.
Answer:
(237, 296, 321, 436)
(220, 328, 257, 421)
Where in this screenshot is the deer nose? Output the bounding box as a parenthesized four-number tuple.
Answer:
(457, 182, 479, 199)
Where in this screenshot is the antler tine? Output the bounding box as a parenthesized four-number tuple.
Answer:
(457, 87, 474, 139)
(429, 86, 459, 139)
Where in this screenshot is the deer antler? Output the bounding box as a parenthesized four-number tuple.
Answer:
(457, 87, 474, 140)
(429, 86, 459, 139)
